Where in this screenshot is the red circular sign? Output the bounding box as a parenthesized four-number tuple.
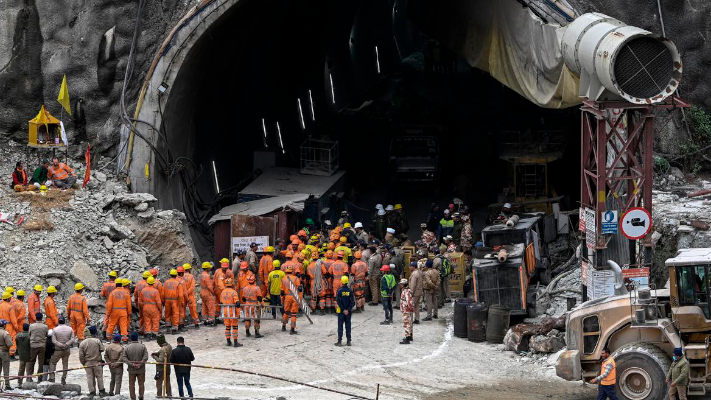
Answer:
(620, 207, 652, 240)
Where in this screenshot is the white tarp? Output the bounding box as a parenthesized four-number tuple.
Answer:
(208, 193, 308, 225)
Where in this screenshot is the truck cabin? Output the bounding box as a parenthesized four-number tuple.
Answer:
(668, 248, 711, 325)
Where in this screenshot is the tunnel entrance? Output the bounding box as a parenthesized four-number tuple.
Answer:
(152, 0, 581, 253)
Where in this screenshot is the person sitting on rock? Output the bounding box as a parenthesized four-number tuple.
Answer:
(47, 157, 77, 190)
(11, 162, 35, 192)
(29, 160, 50, 190)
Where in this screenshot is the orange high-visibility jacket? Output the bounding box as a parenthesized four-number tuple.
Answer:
(11, 298, 26, 326)
(0, 301, 18, 329)
(183, 273, 196, 299)
(199, 271, 214, 296)
(281, 275, 301, 300)
(219, 288, 239, 318)
(27, 293, 41, 324)
(106, 287, 132, 316)
(44, 297, 59, 328)
(100, 281, 117, 298)
(138, 286, 162, 310)
(134, 280, 149, 305)
(162, 278, 186, 304)
(258, 255, 273, 287)
(67, 293, 90, 321)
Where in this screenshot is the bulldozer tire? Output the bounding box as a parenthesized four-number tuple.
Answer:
(611, 342, 671, 400)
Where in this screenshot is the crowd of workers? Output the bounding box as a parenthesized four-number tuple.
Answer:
(0, 202, 474, 395)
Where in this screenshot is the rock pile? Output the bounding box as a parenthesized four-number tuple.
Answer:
(0, 141, 197, 325)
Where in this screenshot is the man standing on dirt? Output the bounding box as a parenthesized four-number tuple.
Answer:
(588, 347, 618, 400)
(667, 347, 689, 400)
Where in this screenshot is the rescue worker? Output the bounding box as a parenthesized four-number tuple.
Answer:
(330, 251, 350, 301)
(122, 331, 148, 400)
(138, 277, 162, 340)
(213, 258, 234, 320)
(258, 246, 275, 297)
(0, 293, 18, 360)
(12, 289, 27, 330)
(334, 237, 352, 263)
(0, 319, 12, 389)
(67, 283, 90, 341)
(151, 334, 172, 398)
(101, 271, 119, 299)
(236, 261, 255, 301)
(245, 242, 259, 274)
(134, 271, 151, 334)
(28, 286, 42, 325)
(44, 286, 59, 330)
(379, 265, 396, 324)
(106, 280, 132, 341)
(306, 253, 328, 315)
(105, 334, 124, 396)
(422, 261, 440, 321)
(322, 250, 336, 312)
(667, 347, 689, 400)
(350, 251, 368, 312)
(79, 326, 107, 397)
(219, 278, 241, 347)
(175, 266, 188, 331)
(267, 261, 285, 319)
(589, 347, 618, 400)
(181, 264, 200, 329)
(367, 246, 383, 305)
(281, 264, 302, 335)
(162, 269, 185, 334)
(399, 279, 414, 344)
(408, 261, 424, 324)
(334, 276, 354, 347)
(242, 275, 263, 338)
(199, 262, 216, 326)
(149, 268, 163, 297)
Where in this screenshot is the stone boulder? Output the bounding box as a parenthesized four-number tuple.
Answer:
(37, 381, 82, 396)
(134, 202, 149, 212)
(39, 268, 67, 279)
(70, 261, 100, 291)
(22, 381, 39, 390)
(108, 220, 134, 240)
(113, 193, 157, 207)
(126, 211, 197, 266)
(529, 335, 566, 353)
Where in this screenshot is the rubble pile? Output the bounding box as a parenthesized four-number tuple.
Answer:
(14, 381, 130, 400)
(503, 316, 566, 354)
(0, 141, 198, 324)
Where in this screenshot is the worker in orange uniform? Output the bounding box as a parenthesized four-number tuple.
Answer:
(11, 289, 27, 328)
(106, 280, 132, 341)
(220, 278, 241, 347)
(68, 283, 91, 341)
(258, 247, 275, 297)
(138, 277, 162, 340)
(149, 268, 163, 295)
(350, 251, 369, 312)
(306, 252, 328, 315)
(213, 258, 234, 322)
(175, 266, 188, 330)
(101, 271, 119, 338)
(181, 264, 200, 329)
(161, 269, 184, 334)
(280, 264, 302, 335)
(330, 251, 350, 304)
(199, 262, 215, 326)
(236, 262, 255, 301)
(28, 285, 42, 325)
(44, 286, 59, 330)
(322, 250, 336, 313)
(0, 292, 18, 360)
(134, 271, 150, 335)
(242, 275, 262, 339)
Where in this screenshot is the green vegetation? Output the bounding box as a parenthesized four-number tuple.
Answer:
(681, 106, 711, 174)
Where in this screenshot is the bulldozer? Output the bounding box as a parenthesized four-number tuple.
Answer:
(556, 248, 711, 399)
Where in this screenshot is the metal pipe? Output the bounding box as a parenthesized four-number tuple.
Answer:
(506, 215, 520, 228)
(688, 189, 711, 198)
(607, 260, 625, 294)
(497, 249, 509, 263)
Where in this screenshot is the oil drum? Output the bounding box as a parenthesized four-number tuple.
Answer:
(485, 305, 510, 344)
(454, 298, 472, 338)
(466, 302, 488, 342)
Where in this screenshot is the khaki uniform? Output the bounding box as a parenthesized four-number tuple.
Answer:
(27, 322, 48, 381)
(152, 342, 173, 398)
(49, 324, 75, 383)
(409, 268, 424, 321)
(668, 356, 690, 400)
(423, 268, 441, 318)
(0, 328, 12, 387)
(104, 342, 124, 395)
(368, 253, 383, 304)
(122, 342, 148, 400)
(79, 337, 105, 393)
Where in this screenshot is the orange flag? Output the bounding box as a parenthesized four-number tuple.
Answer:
(82, 144, 91, 188)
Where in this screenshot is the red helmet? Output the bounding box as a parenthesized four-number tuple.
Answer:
(240, 261, 249, 270)
(176, 266, 185, 273)
(150, 268, 158, 276)
(380, 265, 390, 272)
(336, 250, 345, 259)
(247, 274, 256, 284)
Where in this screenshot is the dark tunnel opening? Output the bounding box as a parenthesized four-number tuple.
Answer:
(158, 0, 581, 252)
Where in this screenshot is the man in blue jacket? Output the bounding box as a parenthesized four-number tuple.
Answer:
(335, 276, 355, 347)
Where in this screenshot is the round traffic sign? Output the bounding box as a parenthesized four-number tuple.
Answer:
(620, 207, 652, 240)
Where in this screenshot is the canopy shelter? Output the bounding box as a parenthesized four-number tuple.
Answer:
(28, 105, 64, 148)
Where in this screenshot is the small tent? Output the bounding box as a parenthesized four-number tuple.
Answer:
(28, 105, 63, 147)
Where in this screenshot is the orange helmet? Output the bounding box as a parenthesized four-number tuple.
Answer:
(290, 234, 298, 242)
(285, 250, 294, 259)
(336, 250, 345, 259)
(327, 242, 336, 251)
(291, 239, 301, 245)
(311, 250, 319, 259)
(285, 264, 294, 273)
(224, 278, 235, 287)
(325, 250, 334, 259)
(240, 261, 249, 270)
(176, 266, 185, 273)
(150, 268, 158, 276)
(247, 274, 256, 284)
(297, 230, 307, 237)
(330, 233, 340, 241)
(354, 251, 362, 260)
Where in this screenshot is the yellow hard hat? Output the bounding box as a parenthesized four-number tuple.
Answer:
(75, 283, 85, 291)
(273, 260, 281, 269)
(340, 236, 347, 243)
(34, 285, 43, 292)
(219, 258, 230, 264)
(4, 287, 14, 294)
(109, 271, 118, 278)
(341, 275, 349, 285)
(142, 271, 151, 279)
(47, 286, 57, 294)
(123, 279, 131, 286)
(16, 290, 26, 297)
(147, 277, 155, 285)
(343, 223, 352, 229)
(1, 292, 10, 300)
(394, 204, 402, 210)
(266, 246, 275, 252)
(183, 263, 192, 270)
(202, 261, 212, 269)
(170, 269, 178, 276)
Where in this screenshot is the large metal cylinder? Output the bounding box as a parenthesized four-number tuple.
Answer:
(562, 13, 682, 105)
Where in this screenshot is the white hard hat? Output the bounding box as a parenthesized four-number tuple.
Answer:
(47, 329, 53, 337)
(390, 263, 396, 268)
(375, 204, 384, 210)
(378, 210, 385, 216)
(385, 205, 394, 211)
(503, 203, 512, 209)
(354, 222, 363, 229)
(443, 209, 450, 215)
(324, 220, 332, 226)
(386, 228, 396, 234)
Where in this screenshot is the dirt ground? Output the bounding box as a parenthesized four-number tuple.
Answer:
(41, 304, 596, 400)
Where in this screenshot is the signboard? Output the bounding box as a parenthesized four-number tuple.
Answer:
(623, 268, 650, 289)
(587, 269, 615, 300)
(581, 260, 589, 283)
(621, 207, 652, 240)
(232, 236, 269, 254)
(448, 252, 465, 294)
(601, 210, 618, 234)
(584, 208, 596, 250)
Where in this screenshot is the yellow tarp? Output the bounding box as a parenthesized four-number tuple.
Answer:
(29, 105, 61, 125)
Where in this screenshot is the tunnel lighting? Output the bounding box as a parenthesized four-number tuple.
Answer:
(329, 73, 336, 105)
(261, 118, 268, 148)
(212, 160, 220, 193)
(375, 46, 381, 74)
(297, 98, 306, 130)
(308, 90, 315, 121)
(157, 82, 169, 93)
(276, 122, 285, 154)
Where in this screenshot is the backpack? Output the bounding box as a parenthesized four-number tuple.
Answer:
(440, 257, 452, 277)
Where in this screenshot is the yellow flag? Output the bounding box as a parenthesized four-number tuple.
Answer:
(57, 74, 72, 116)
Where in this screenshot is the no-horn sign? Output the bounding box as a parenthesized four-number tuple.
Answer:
(621, 207, 652, 240)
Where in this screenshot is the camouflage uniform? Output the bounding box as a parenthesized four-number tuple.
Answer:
(460, 220, 473, 251)
(400, 287, 414, 338)
(421, 230, 436, 249)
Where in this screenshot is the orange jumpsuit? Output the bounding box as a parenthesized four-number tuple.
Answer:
(258, 255, 273, 297)
(199, 271, 215, 323)
(106, 287, 132, 340)
(322, 258, 335, 309)
(183, 273, 199, 324)
(242, 284, 262, 331)
(162, 278, 185, 330)
(101, 281, 117, 298)
(236, 270, 255, 300)
(330, 260, 349, 297)
(11, 298, 26, 329)
(220, 288, 240, 341)
(44, 296, 59, 330)
(134, 279, 149, 331)
(67, 293, 90, 340)
(0, 300, 18, 356)
(281, 274, 301, 330)
(351, 260, 368, 309)
(213, 268, 234, 316)
(27, 293, 41, 324)
(176, 276, 187, 324)
(306, 261, 328, 310)
(138, 286, 162, 335)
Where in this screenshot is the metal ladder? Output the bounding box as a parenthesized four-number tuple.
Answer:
(686, 337, 710, 396)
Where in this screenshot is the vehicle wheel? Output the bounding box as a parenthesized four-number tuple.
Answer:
(611, 342, 670, 400)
